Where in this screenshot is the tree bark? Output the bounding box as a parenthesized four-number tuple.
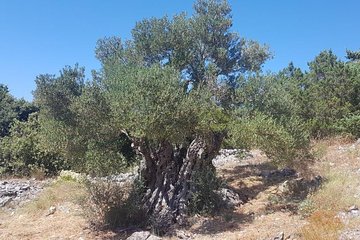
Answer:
(135, 132, 223, 232)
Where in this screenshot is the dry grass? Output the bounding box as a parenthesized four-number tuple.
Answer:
(309, 171, 360, 212)
(0, 179, 92, 240)
(301, 210, 343, 240)
(22, 178, 86, 215)
(308, 139, 360, 212)
(298, 137, 360, 239)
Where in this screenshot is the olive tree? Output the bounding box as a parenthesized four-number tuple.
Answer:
(96, 0, 270, 230)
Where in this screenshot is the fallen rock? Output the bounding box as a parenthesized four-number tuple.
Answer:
(274, 232, 284, 240)
(126, 231, 162, 240)
(147, 235, 162, 240)
(261, 168, 297, 181)
(278, 176, 322, 199)
(212, 149, 251, 167)
(171, 229, 193, 239)
(265, 232, 284, 240)
(216, 188, 243, 208)
(338, 205, 360, 222)
(0, 196, 12, 207)
(46, 206, 57, 216)
(126, 231, 151, 240)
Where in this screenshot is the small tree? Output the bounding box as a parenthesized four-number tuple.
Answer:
(0, 84, 38, 138)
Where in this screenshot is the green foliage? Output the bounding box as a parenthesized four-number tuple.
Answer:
(0, 113, 67, 176)
(84, 142, 129, 177)
(235, 50, 360, 139)
(335, 114, 360, 138)
(227, 113, 310, 167)
(105, 63, 229, 145)
(34, 65, 137, 176)
(34, 64, 85, 123)
(299, 199, 316, 217)
(346, 49, 360, 62)
(0, 84, 38, 137)
(302, 50, 358, 137)
(97, 0, 271, 107)
(236, 72, 301, 121)
(188, 166, 224, 215)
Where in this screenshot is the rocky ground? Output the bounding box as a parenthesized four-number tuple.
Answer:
(1, 140, 360, 239)
(0, 178, 49, 209)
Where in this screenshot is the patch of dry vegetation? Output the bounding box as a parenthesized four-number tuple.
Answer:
(22, 178, 86, 215)
(299, 138, 360, 239)
(301, 210, 343, 240)
(0, 179, 92, 240)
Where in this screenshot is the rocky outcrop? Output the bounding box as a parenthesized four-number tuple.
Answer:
(278, 176, 322, 199)
(212, 149, 251, 167)
(0, 179, 46, 208)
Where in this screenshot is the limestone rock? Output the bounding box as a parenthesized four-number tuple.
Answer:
(147, 235, 162, 240)
(0, 196, 12, 207)
(216, 188, 243, 208)
(339, 229, 360, 240)
(46, 206, 56, 216)
(274, 232, 284, 240)
(0, 179, 46, 209)
(126, 231, 162, 240)
(126, 231, 151, 240)
(278, 176, 322, 199)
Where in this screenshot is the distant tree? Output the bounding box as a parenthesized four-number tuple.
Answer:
(296, 50, 360, 137)
(0, 113, 67, 175)
(0, 84, 38, 137)
(33, 64, 85, 123)
(346, 50, 360, 62)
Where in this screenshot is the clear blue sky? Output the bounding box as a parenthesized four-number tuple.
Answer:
(1, 0, 359, 101)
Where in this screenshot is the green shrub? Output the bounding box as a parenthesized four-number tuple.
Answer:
(227, 113, 311, 168)
(335, 114, 360, 138)
(299, 199, 316, 217)
(84, 142, 128, 177)
(0, 114, 68, 176)
(188, 166, 224, 215)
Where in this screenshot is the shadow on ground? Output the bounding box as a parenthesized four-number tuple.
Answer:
(189, 162, 305, 236)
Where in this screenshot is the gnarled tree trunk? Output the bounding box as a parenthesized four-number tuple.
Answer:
(134, 132, 223, 232)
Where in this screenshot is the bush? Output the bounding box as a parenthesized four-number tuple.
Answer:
(227, 113, 311, 168)
(335, 114, 360, 138)
(298, 199, 316, 217)
(188, 166, 225, 215)
(84, 143, 128, 177)
(84, 179, 146, 229)
(0, 114, 68, 176)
